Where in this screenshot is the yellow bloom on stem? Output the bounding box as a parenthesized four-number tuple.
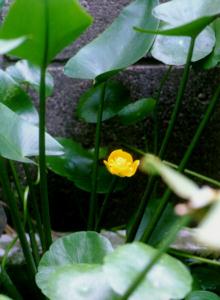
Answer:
(104, 149, 140, 177)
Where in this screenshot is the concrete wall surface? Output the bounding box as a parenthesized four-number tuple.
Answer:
(1, 1, 220, 230)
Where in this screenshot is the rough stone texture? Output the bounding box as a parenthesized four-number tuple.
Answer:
(1, 0, 220, 230)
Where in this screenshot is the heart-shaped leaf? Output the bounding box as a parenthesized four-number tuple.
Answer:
(0, 103, 63, 163)
(36, 232, 115, 299)
(186, 291, 220, 300)
(64, 0, 159, 80)
(47, 138, 126, 193)
(117, 98, 156, 125)
(150, 24, 215, 65)
(0, 205, 6, 237)
(202, 19, 220, 69)
(153, 0, 220, 27)
(6, 60, 54, 96)
(103, 242, 192, 300)
(77, 81, 130, 123)
(0, 69, 38, 124)
(0, 0, 93, 66)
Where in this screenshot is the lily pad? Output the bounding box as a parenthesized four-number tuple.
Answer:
(103, 242, 192, 300)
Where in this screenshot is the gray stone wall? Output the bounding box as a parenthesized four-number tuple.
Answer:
(1, 1, 220, 230)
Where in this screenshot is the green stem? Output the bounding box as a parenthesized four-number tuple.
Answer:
(168, 249, 220, 267)
(0, 270, 23, 300)
(121, 216, 190, 300)
(141, 83, 220, 243)
(159, 38, 195, 159)
(9, 161, 40, 264)
(23, 164, 46, 252)
(164, 161, 220, 188)
(95, 176, 118, 231)
(0, 158, 36, 278)
(153, 65, 173, 154)
(88, 82, 107, 230)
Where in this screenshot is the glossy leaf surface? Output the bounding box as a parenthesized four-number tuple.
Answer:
(47, 138, 126, 193)
(0, 37, 26, 54)
(0, 70, 38, 124)
(202, 19, 220, 69)
(103, 242, 192, 300)
(117, 98, 156, 125)
(0, 103, 63, 163)
(0, 0, 93, 66)
(77, 81, 130, 123)
(6, 60, 54, 96)
(64, 0, 159, 80)
(36, 232, 116, 299)
(186, 291, 220, 300)
(151, 25, 215, 65)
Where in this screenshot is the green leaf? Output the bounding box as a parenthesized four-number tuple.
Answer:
(38, 264, 119, 300)
(0, 37, 26, 54)
(6, 60, 54, 96)
(153, 0, 220, 27)
(103, 242, 192, 300)
(150, 24, 215, 65)
(77, 81, 130, 123)
(202, 19, 220, 69)
(0, 296, 13, 300)
(135, 15, 217, 38)
(36, 232, 115, 299)
(0, 0, 93, 66)
(117, 98, 156, 125)
(46, 138, 126, 193)
(186, 291, 220, 300)
(0, 103, 63, 163)
(64, 0, 159, 80)
(0, 205, 6, 237)
(0, 70, 38, 124)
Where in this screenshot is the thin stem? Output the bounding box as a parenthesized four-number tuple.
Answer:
(0, 158, 36, 278)
(159, 38, 195, 159)
(121, 216, 190, 300)
(27, 216, 40, 265)
(141, 83, 220, 243)
(88, 82, 107, 230)
(168, 249, 220, 267)
(164, 161, 220, 188)
(95, 176, 118, 231)
(0, 270, 23, 300)
(153, 65, 173, 154)
(23, 164, 46, 252)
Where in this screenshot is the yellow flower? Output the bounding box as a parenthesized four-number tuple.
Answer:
(104, 149, 140, 177)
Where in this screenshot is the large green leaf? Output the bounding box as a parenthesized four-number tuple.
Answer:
(186, 291, 220, 300)
(46, 138, 126, 193)
(0, 103, 63, 163)
(117, 98, 156, 125)
(150, 24, 215, 65)
(152, 0, 220, 27)
(0, 296, 13, 300)
(37, 264, 119, 300)
(36, 232, 116, 299)
(64, 0, 159, 80)
(77, 81, 130, 123)
(202, 19, 220, 69)
(0, 0, 93, 66)
(103, 242, 192, 300)
(6, 60, 54, 96)
(0, 70, 38, 124)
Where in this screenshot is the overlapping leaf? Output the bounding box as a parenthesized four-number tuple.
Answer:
(64, 0, 159, 80)
(0, 0, 93, 66)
